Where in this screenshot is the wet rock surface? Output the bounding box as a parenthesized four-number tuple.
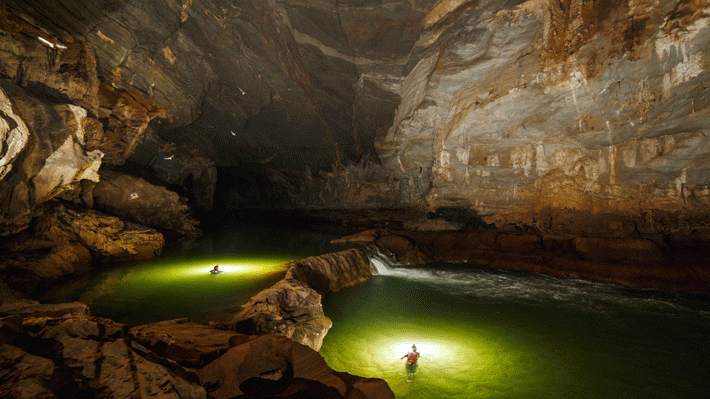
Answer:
(0, 203, 164, 295)
(342, 228, 710, 292)
(230, 248, 373, 351)
(0, 303, 394, 399)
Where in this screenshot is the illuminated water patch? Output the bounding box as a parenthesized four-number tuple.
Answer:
(42, 257, 290, 325)
(321, 269, 710, 399)
(320, 276, 568, 399)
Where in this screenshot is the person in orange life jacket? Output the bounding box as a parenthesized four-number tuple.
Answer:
(401, 345, 420, 375)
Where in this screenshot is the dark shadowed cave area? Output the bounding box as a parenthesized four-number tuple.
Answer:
(1, 1, 710, 398)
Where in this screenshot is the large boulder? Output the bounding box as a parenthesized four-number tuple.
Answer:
(197, 334, 394, 399)
(230, 278, 332, 352)
(129, 319, 246, 369)
(91, 169, 200, 237)
(0, 303, 394, 399)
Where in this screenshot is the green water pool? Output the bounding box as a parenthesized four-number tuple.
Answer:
(40, 220, 346, 325)
(320, 263, 710, 399)
(40, 257, 289, 325)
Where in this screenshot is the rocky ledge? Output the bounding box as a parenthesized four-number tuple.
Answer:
(335, 228, 710, 293)
(229, 248, 373, 351)
(0, 302, 394, 399)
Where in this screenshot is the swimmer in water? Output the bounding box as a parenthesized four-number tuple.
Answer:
(401, 344, 420, 379)
(211, 265, 221, 274)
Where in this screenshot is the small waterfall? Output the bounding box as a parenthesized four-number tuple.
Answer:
(368, 250, 438, 280)
(369, 250, 396, 275)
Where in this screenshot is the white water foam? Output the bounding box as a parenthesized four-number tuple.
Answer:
(368, 252, 710, 317)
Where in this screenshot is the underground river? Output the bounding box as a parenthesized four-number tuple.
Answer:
(40, 219, 347, 325)
(39, 223, 710, 398)
(319, 258, 710, 399)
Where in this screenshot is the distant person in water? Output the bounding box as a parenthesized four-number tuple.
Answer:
(211, 265, 221, 274)
(401, 344, 420, 378)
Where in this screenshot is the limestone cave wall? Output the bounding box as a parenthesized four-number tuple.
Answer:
(1, 0, 710, 240)
(380, 0, 710, 233)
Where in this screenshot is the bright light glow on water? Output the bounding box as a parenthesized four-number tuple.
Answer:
(321, 262, 710, 399)
(41, 220, 349, 326)
(41, 257, 289, 326)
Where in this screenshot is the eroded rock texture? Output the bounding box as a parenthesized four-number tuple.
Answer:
(2, 0, 707, 233)
(0, 5, 199, 284)
(230, 248, 373, 351)
(0, 203, 164, 295)
(0, 305, 393, 399)
(1, 0, 709, 232)
(380, 0, 710, 231)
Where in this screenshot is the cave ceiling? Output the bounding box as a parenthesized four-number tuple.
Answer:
(1, 0, 710, 230)
(2, 0, 437, 171)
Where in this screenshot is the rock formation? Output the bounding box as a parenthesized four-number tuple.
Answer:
(338, 228, 710, 292)
(381, 0, 710, 232)
(0, 303, 394, 399)
(0, 203, 164, 295)
(0, 5, 199, 283)
(1, 0, 709, 235)
(230, 248, 373, 351)
(1, 0, 710, 395)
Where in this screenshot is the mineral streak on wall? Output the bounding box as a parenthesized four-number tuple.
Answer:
(1, 0, 710, 236)
(381, 0, 710, 231)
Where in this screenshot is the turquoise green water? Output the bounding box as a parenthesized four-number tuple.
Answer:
(41, 257, 289, 325)
(320, 262, 710, 399)
(41, 221, 345, 325)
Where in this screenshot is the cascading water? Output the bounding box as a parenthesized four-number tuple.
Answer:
(321, 255, 710, 399)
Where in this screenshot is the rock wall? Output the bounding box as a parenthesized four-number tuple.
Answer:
(4, 0, 710, 233)
(0, 8, 203, 284)
(379, 0, 710, 232)
(340, 228, 710, 292)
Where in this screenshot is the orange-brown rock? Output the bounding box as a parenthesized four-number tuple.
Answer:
(342, 228, 710, 292)
(229, 278, 332, 352)
(285, 248, 373, 294)
(0, 203, 164, 295)
(91, 169, 200, 237)
(0, 302, 394, 399)
(197, 334, 394, 399)
(129, 318, 247, 369)
(231, 248, 374, 351)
